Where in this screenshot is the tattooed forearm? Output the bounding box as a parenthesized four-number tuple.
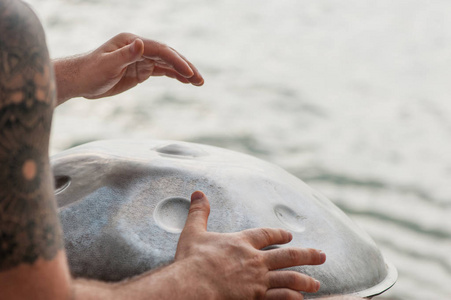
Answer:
(0, 0, 63, 270)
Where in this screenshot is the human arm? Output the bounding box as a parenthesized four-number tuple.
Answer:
(0, 2, 325, 299)
(0, 1, 71, 299)
(53, 33, 204, 106)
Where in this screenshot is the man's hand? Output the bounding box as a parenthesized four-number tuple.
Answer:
(73, 191, 326, 300)
(53, 32, 204, 104)
(174, 191, 326, 300)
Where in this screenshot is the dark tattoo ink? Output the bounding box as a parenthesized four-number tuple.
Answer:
(0, 0, 63, 271)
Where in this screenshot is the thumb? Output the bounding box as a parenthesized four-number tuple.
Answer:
(111, 38, 144, 69)
(182, 191, 211, 233)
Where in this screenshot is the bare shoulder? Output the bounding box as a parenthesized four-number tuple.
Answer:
(0, 0, 51, 78)
(0, 0, 45, 36)
(0, 0, 54, 115)
(0, 0, 61, 272)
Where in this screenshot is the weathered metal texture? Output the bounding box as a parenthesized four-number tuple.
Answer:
(52, 140, 397, 298)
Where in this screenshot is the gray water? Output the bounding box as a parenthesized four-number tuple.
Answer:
(28, 0, 451, 299)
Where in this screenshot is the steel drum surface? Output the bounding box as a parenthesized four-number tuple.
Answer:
(52, 140, 397, 298)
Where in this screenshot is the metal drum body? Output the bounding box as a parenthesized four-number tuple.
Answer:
(52, 140, 397, 298)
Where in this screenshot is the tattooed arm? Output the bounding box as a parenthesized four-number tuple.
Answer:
(0, 2, 328, 299)
(0, 0, 71, 299)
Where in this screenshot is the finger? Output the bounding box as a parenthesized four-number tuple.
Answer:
(135, 60, 191, 84)
(101, 32, 138, 51)
(181, 191, 211, 233)
(141, 40, 194, 78)
(152, 65, 197, 84)
(182, 58, 204, 86)
(151, 66, 191, 84)
(267, 271, 320, 293)
(241, 228, 292, 250)
(265, 248, 326, 270)
(264, 288, 304, 300)
(108, 38, 144, 69)
(170, 48, 204, 86)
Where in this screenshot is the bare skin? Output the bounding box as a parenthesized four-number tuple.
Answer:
(0, 1, 367, 299)
(0, 1, 331, 299)
(0, 1, 70, 299)
(53, 32, 204, 105)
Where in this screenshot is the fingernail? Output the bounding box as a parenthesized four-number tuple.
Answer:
(315, 280, 320, 291)
(194, 78, 205, 86)
(191, 191, 204, 201)
(319, 251, 326, 263)
(187, 67, 194, 77)
(181, 67, 194, 78)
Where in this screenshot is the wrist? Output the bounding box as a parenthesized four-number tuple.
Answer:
(53, 55, 86, 106)
(72, 279, 115, 300)
(167, 258, 219, 300)
(114, 259, 217, 300)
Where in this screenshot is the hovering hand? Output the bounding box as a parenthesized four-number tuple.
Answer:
(54, 32, 204, 103)
(175, 191, 326, 300)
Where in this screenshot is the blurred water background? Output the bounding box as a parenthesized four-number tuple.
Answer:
(28, 0, 451, 299)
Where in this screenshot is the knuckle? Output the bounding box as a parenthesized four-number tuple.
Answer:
(250, 252, 265, 267)
(188, 201, 209, 215)
(277, 228, 289, 240)
(286, 272, 298, 286)
(236, 232, 249, 243)
(287, 248, 300, 262)
(236, 235, 252, 251)
(157, 42, 170, 54)
(258, 228, 273, 244)
(298, 248, 319, 264)
(188, 204, 204, 215)
(117, 32, 134, 41)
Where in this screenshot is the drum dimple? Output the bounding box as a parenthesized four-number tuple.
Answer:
(274, 204, 306, 233)
(153, 197, 191, 233)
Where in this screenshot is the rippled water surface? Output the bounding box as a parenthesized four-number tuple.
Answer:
(28, 0, 451, 298)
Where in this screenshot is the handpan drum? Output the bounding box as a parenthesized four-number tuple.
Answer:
(52, 140, 397, 298)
